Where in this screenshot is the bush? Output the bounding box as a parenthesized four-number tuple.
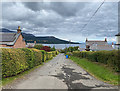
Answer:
(2, 48, 59, 78)
(71, 50, 119, 72)
(40, 50, 47, 62)
(60, 46, 79, 53)
(31, 49, 42, 66)
(21, 48, 35, 69)
(34, 44, 43, 50)
(50, 46, 56, 51)
(51, 51, 57, 57)
(2, 48, 28, 78)
(56, 51, 59, 55)
(40, 46, 51, 52)
(46, 52, 53, 60)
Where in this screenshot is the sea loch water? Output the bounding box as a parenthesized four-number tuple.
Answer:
(42, 44, 85, 49)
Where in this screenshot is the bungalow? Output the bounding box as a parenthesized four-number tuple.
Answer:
(85, 38, 113, 51)
(26, 41, 36, 48)
(0, 26, 26, 48)
(115, 32, 120, 49)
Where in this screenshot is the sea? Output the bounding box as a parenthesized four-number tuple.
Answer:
(42, 44, 85, 49)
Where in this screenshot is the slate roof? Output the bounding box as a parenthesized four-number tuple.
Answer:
(0, 33, 16, 42)
(90, 45, 113, 51)
(86, 41, 107, 46)
(0, 32, 21, 45)
(86, 39, 113, 51)
(115, 32, 120, 36)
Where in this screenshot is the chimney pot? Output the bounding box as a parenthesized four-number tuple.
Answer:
(86, 38, 88, 42)
(105, 38, 107, 42)
(112, 42, 114, 45)
(17, 26, 21, 33)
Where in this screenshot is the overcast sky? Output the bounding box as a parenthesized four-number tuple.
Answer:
(2, 2, 118, 42)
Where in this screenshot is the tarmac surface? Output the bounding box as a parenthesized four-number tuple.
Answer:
(2, 53, 118, 90)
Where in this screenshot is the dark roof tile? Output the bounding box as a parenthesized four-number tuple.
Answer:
(115, 32, 120, 36)
(0, 33, 16, 42)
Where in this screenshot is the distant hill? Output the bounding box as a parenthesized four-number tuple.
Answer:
(35, 36, 79, 44)
(0, 28, 15, 33)
(1, 28, 79, 44)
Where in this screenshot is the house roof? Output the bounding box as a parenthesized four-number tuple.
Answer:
(90, 45, 113, 51)
(0, 32, 21, 45)
(115, 32, 120, 36)
(0, 33, 16, 42)
(86, 41, 107, 46)
(85, 38, 113, 51)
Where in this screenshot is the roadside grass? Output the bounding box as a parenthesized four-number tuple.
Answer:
(2, 58, 53, 87)
(70, 56, 119, 85)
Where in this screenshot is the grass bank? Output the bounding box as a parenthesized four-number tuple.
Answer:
(70, 56, 119, 85)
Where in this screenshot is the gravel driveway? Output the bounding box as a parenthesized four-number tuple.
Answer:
(2, 53, 118, 90)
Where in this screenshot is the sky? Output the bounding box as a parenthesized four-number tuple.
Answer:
(2, 1, 118, 43)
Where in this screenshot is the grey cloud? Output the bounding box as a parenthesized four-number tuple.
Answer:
(22, 2, 44, 11)
(23, 2, 86, 17)
(50, 2, 84, 17)
(2, 2, 118, 42)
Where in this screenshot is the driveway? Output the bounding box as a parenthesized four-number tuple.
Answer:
(3, 53, 118, 90)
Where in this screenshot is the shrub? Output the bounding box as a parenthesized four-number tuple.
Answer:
(71, 50, 119, 72)
(31, 49, 42, 66)
(51, 51, 57, 57)
(21, 48, 35, 69)
(56, 51, 59, 55)
(2, 48, 59, 78)
(2, 48, 28, 78)
(60, 46, 79, 53)
(40, 50, 47, 62)
(50, 46, 56, 51)
(34, 44, 43, 50)
(46, 52, 53, 60)
(40, 46, 51, 52)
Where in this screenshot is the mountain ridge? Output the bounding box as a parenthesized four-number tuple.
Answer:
(0, 28, 80, 44)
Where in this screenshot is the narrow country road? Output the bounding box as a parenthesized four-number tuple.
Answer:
(3, 54, 118, 90)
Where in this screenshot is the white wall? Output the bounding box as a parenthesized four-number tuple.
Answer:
(116, 36, 120, 44)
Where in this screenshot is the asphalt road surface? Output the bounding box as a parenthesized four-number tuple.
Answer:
(3, 53, 118, 90)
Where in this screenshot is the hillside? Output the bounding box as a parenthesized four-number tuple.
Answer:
(0, 28, 79, 44)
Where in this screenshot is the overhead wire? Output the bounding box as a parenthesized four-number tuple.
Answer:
(80, 0, 106, 31)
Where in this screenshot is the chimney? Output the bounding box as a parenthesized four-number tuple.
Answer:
(112, 42, 114, 45)
(112, 42, 114, 48)
(86, 38, 88, 42)
(17, 26, 21, 33)
(105, 38, 107, 42)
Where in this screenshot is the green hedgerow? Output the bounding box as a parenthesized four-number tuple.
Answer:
(2, 48, 59, 78)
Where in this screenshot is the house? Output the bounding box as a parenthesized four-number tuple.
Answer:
(115, 32, 120, 49)
(26, 41, 36, 48)
(0, 26, 26, 48)
(78, 47, 85, 51)
(85, 38, 113, 51)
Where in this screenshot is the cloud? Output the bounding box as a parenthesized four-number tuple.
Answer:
(22, 2, 86, 17)
(2, 2, 118, 42)
(23, 2, 43, 11)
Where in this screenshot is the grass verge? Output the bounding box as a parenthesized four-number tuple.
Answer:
(2, 58, 53, 87)
(70, 56, 119, 85)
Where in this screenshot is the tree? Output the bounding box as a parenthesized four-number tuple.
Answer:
(50, 46, 56, 51)
(34, 44, 43, 50)
(40, 46, 51, 52)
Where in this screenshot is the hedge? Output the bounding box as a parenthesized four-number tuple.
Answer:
(71, 50, 119, 72)
(40, 50, 47, 62)
(2, 48, 59, 78)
